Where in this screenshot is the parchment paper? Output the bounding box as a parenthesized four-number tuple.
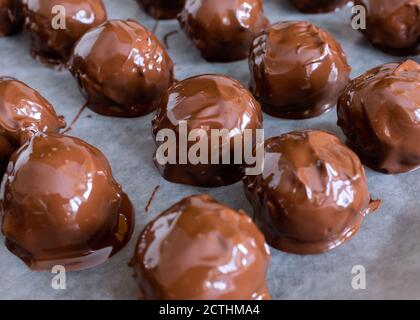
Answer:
(0, 0, 419, 300)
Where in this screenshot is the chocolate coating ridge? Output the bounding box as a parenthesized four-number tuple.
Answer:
(137, 0, 185, 20)
(70, 19, 174, 118)
(1, 133, 134, 271)
(354, 0, 420, 55)
(0, 77, 65, 174)
(244, 130, 380, 255)
(133, 194, 271, 300)
(249, 21, 351, 119)
(0, 0, 24, 36)
(291, 0, 351, 13)
(152, 74, 263, 187)
(178, 0, 269, 62)
(338, 60, 420, 174)
(21, 0, 107, 67)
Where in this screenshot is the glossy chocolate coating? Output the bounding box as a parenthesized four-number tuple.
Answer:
(152, 74, 263, 187)
(137, 0, 185, 20)
(70, 20, 174, 118)
(249, 21, 351, 119)
(0, 0, 23, 36)
(133, 194, 271, 300)
(291, 0, 351, 13)
(21, 0, 107, 67)
(354, 0, 420, 55)
(178, 0, 269, 62)
(338, 60, 420, 174)
(0, 77, 65, 174)
(1, 133, 134, 271)
(244, 131, 380, 255)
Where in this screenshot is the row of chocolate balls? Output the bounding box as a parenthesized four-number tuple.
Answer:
(27, 11, 420, 175)
(0, 54, 418, 299)
(1, 78, 269, 301)
(140, 0, 420, 57)
(0, 0, 419, 300)
(0, 75, 377, 300)
(1, 0, 418, 123)
(139, 0, 355, 18)
(0, 77, 302, 299)
(2, 0, 418, 63)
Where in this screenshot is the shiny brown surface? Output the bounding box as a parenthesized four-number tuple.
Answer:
(178, 0, 269, 62)
(338, 60, 420, 174)
(0, 77, 65, 174)
(69, 19, 174, 118)
(21, 0, 107, 67)
(249, 21, 351, 119)
(354, 0, 420, 55)
(137, 0, 185, 19)
(291, 0, 351, 13)
(152, 74, 263, 187)
(0, 0, 23, 36)
(244, 130, 380, 255)
(1, 133, 134, 271)
(133, 194, 271, 300)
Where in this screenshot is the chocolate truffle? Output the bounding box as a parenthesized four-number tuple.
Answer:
(0, 77, 65, 173)
(244, 130, 380, 255)
(249, 21, 351, 119)
(178, 0, 269, 62)
(21, 0, 107, 67)
(0, 0, 23, 36)
(152, 74, 263, 187)
(337, 60, 420, 174)
(137, 0, 185, 20)
(132, 194, 271, 300)
(354, 0, 420, 55)
(291, 0, 351, 13)
(69, 20, 174, 117)
(1, 133, 134, 271)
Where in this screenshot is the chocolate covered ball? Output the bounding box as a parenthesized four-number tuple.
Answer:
(244, 130, 380, 255)
(21, 0, 107, 67)
(0, 77, 65, 173)
(132, 194, 271, 300)
(291, 0, 351, 13)
(152, 74, 263, 187)
(338, 60, 420, 174)
(0, 0, 23, 36)
(1, 133, 134, 271)
(137, 0, 185, 20)
(249, 21, 351, 119)
(70, 20, 174, 117)
(354, 0, 420, 55)
(178, 0, 269, 62)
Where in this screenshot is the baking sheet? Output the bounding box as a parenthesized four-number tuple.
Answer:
(0, 0, 419, 300)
